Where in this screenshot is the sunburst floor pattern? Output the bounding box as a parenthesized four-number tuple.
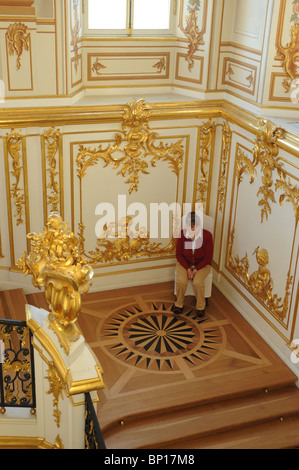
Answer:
(99, 301, 225, 373)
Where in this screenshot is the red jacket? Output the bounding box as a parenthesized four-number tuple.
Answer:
(176, 229, 213, 271)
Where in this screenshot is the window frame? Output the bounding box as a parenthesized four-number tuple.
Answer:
(83, 0, 176, 38)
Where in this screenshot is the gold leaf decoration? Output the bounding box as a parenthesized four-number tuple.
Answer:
(196, 119, 216, 206)
(70, 0, 80, 73)
(91, 57, 106, 75)
(218, 121, 232, 212)
(181, 0, 204, 71)
(6, 22, 30, 70)
(275, 23, 299, 93)
(44, 127, 61, 213)
(7, 130, 25, 226)
(45, 362, 64, 428)
(88, 216, 176, 265)
(76, 99, 184, 263)
(252, 119, 285, 222)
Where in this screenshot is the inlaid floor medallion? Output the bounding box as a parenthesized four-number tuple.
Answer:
(99, 301, 225, 373)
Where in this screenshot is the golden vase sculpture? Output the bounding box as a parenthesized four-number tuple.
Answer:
(18, 212, 93, 354)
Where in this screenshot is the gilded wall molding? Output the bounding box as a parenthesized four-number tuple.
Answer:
(42, 127, 63, 222)
(45, 362, 65, 428)
(70, 0, 81, 73)
(87, 216, 177, 265)
(6, 22, 30, 70)
(179, 0, 207, 71)
(76, 99, 184, 265)
(227, 137, 297, 322)
(275, 0, 299, 93)
(217, 121, 232, 213)
(252, 119, 285, 222)
(6, 129, 25, 226)
(195, 119, 216, 210)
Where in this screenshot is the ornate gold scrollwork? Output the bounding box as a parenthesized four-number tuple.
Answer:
(227, 131, 296, 321)
(45, 362, 65, 428)
(91, 57, 106, 75)
(228, 241, 293, 320)
(180, 0, 204, 71)
(76, 99, 184, 264)
(87, 216, 176, 265)
(218, 121, 232, 212)
(153, 57, 166, 73)
(17, 212, 93, 354)
(196, 119, 216, 206)
(70, 0, 80, 73)
(275, 23, 299, 93)
(43, 127, 61, 213)
(7, 130, 25, 226)
(253, 119, 285, 222)
(77, 99, 183, 195)
(6, 22, 30, 70)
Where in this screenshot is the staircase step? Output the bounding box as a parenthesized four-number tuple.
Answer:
(170, 415, 299, 449)
(103, 386, 299, 449)
(0, 289, 27, 321)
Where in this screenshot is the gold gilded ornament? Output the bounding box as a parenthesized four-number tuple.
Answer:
(45, 362, 64, 428)
(17, 212, 93, 354)
(88, 216, 176, 264)
(252, 119, 285, 222)
(6, 22, 30, 70)
(275, 23, 299, 93)
(181, 0, 204, 71)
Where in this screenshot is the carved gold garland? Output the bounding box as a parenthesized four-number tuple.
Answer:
(70, 0, 80, 73)
(6, 130, 25, 226)
(45, 362, 65, 428)
(86, 216, 177, 265)
(195, 119, 215, 208)
(43, 127, 61, 214)
(180, 0, 204, 71)
(275, 6, 299, 93)
(252, 119, 285, 222)
(227, 120, 297, 321)
(6, 22, 30, 70)
(76, 99, 184, 264)
(218, 121, 232, 212)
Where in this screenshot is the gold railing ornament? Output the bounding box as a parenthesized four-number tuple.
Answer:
(17, 212, 94, 354)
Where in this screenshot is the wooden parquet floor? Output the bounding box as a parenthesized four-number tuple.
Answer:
(4, 282, 299, 449)
(75, 282, 299, 449)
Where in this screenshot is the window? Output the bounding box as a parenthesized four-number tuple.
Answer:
(85, 0, 174, 36)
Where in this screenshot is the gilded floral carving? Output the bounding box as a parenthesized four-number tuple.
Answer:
(7, 130, 25, 226)
(45, 362, 64, 428)
(76, 99, 184, 195)
(6, 22, 30, 70)
(76, 99, 184, 264)
(227, 123, 297, 321)
(252, 119, 285, 222)
(180, 0, 204, 71)
(218, 121, 232, 212)
(44, 127, 61, 213)
(70, 0, 80, 73)
(196, 119, 216, 207)
(275, 1, 299, 93)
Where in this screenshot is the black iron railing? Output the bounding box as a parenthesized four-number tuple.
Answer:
(0, 319, 36, 412)
(85, 392, 106, 449)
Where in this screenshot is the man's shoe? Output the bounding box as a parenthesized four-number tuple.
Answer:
(172, 305, 183, 315)
(196, 309, 205, 318)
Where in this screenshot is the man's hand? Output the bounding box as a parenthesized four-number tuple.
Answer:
(188, 268, 197, 280)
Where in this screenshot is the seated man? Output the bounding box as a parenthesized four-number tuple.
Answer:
(172, 211, 213, 318)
